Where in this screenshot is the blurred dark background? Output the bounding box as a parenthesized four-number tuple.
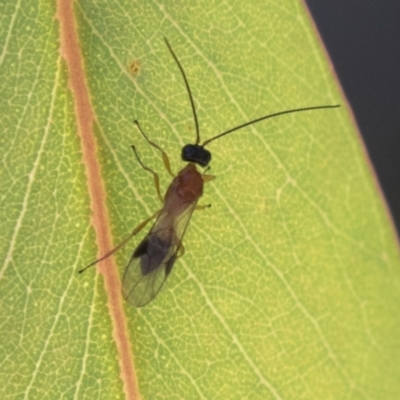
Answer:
(305, 1, 400, 237)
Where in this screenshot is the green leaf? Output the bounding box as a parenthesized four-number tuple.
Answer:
(1, 1, 400, 399)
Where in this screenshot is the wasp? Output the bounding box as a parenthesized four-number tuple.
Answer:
(80, 38, 339, 307)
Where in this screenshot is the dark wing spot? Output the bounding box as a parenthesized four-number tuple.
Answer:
(133, 238, 148, 258)
(133, 236, 172, 275)
(165, 254, 177, 277)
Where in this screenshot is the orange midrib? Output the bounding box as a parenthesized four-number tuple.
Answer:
(56, 1, 139, 398)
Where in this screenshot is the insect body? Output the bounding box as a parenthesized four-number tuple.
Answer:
(80, 38, 340, 307)
(122, 163, 208, 306)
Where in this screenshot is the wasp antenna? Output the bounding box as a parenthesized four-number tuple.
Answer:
(164, 37, 201, 144)
(79, 228, 146, 274)
(202, 104, 340, 147)
(78, 259, 99, 274)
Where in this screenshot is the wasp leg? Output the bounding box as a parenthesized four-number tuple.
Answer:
(131, 145, 164, 204)
(176, 242, 185, 258)
(195, 203, 211, 210)
(134, 120, 175, 178)
(79, 210, 160, 273)
(202, 174, 215, 183)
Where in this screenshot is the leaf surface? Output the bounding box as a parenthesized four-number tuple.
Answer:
(1, 1, 399, 399)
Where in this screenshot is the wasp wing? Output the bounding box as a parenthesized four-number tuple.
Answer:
(122, 202, 197, 307)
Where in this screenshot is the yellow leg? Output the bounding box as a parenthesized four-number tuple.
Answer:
(195, 203, 211, 210)
(134, 120, 175, 177)
(202, 174, 215, 183)
(79, 210, 160, 273)
(131, 145, 164, 204)
(176, 242, 185, 258)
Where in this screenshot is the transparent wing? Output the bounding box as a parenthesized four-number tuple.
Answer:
(122, 203, 196, 307)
